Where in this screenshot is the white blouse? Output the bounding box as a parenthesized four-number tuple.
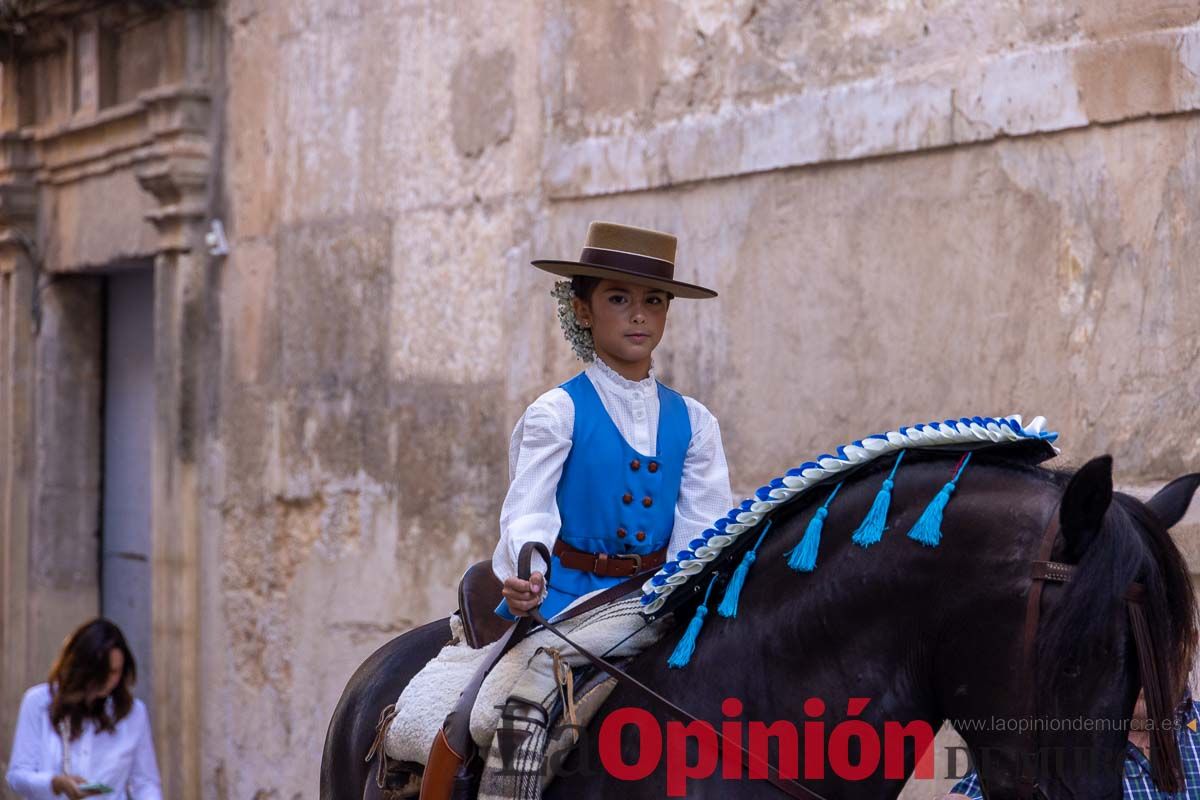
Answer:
(492, 356, 734, 584)
(5, 684, 162, 800)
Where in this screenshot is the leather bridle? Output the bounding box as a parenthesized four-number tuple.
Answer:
(1017, 505, 1075, 800)
(1012, 499, 1180, 799)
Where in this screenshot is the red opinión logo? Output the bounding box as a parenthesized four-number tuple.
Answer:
(596, 697, 934, 796)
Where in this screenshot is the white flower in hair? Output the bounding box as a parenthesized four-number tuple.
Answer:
(552, 280, 595, 362)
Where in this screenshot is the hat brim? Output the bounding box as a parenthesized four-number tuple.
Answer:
(531, 260, 717, 299)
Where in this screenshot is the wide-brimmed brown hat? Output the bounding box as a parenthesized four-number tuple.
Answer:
(531, 221, 717, 299)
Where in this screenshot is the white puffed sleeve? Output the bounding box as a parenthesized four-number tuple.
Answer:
(491, 389, 574, 584)
(668, 398, 734, 560)
(6, 687, 57, 800)
(126, 701, 162, 800)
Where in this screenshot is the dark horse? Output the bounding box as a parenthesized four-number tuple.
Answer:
(322, 452, 1198, 799)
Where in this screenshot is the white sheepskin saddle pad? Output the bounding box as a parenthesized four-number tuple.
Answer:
(384, 596, 670, 765)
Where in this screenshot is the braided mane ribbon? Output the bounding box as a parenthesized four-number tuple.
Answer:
(1126, 584, 1184, 792)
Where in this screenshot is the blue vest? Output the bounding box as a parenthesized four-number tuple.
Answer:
(495, 371, 692, 621)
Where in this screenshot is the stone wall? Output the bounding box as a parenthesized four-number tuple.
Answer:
(212, 2, 1200, 797)
(1, 1, 1198, 798)
(211, 3, 543, 793)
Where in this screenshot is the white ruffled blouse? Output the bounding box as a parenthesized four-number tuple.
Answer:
(5, 684, 162, 800)
(492, 357, 734, 583)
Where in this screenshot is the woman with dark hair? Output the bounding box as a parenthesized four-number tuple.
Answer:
(5, 618, 162, 799)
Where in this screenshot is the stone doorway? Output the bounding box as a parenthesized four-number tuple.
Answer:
(0, 3, 217, 795)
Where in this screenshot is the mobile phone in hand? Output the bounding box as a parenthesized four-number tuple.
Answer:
(77, 782, 114, 794)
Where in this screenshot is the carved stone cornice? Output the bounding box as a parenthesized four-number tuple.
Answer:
(0, 130, 37, 273)
(134, 85, 212, 254)
(17, 82, 212, 256)
(33, 99, 155, 185)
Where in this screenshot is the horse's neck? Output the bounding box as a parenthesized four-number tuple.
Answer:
(571, 464, 1060, 798)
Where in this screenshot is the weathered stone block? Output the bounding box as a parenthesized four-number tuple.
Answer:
(217, 388, 274, 507)
(1074, 36, 1200, 123)
(222, 237, 279, 387)
(277, 215, 392, 398)
(224, 17, 283, 240)
(450, 47, 515, 159)
(41, 170, 160, 271)
(545, 15, 1200, 198)
(34, 278, 103, 492)
(30, 486, 102, 588)
(388, 202, 525, 384)
(1079, 1, 1200, 40)
(267, 2, 533, 223)
(385, 380, 508, 515)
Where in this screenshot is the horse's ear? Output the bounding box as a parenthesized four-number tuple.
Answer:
(1145, 473, 1200, 529)
(1059, 455, 1114, 562)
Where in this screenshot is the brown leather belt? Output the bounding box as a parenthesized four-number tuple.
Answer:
(552, 538, 667, 577)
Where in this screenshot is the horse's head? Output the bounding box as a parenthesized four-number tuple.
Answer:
(965, 457, 1198, 799)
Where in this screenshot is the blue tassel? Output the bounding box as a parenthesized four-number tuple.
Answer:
(717, 521, 773, 618)
(786, 482, 843, 572)
(668, 574, 720, 669)
(852, 451, 905, 548)
(907, 453, 972, 547)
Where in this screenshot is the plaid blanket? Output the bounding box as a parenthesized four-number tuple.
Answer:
(476, 599, 668, 799)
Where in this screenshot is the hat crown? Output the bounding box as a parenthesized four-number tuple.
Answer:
(530, 219, 715, 299)
(583, 221, 676, 265)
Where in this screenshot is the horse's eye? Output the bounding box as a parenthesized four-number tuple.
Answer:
(1063, 664, 1081, 678)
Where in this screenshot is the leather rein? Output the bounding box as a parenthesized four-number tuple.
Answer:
(512, 488, 1181, 799)
(517, 540, 830, 800)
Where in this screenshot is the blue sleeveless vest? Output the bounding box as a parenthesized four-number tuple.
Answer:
(495, 372, 692, 621)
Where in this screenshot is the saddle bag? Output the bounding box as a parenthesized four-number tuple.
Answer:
(421, 727, 482, 800)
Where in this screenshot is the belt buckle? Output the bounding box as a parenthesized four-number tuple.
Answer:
(612, 552, 643, 574)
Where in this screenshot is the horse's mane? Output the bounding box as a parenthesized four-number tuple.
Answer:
(1036, 482, 1198, 709)
(738, 453, 1198, 709)
(639, 415, 1061, 616)
(645, 429, 1196, 722)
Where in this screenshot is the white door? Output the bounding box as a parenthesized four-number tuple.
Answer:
(101, 266, 155, 720)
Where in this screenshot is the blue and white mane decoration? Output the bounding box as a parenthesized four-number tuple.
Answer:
(640, 414, 1059, 666)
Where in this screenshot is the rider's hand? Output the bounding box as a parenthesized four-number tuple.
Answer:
(51, 775, 100, 799)
(502, 571, 545, 617)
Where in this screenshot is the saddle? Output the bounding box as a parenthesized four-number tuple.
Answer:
(420, 543, 656, 800)
(367, 563, 509, 795)
(456, 561, 510, 649)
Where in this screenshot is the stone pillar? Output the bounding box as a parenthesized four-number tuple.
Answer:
(29, 274, 105, 662)
(0, 129, 39, 776)
(136, 86, 214, 800)
(0, 164, 105, 781)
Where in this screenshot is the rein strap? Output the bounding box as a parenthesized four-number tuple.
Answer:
(1126, 585, 1185, 792)
(527, 604, 831, 800)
